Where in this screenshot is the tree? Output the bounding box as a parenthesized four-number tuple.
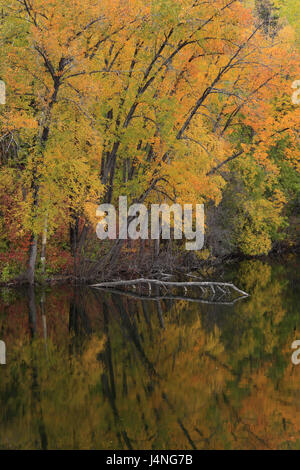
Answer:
(0, 0, 299, 282)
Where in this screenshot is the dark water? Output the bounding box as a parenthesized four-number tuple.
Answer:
(0, 256, 299, 450)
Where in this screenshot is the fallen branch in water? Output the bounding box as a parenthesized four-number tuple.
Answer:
(92, 286, 249, 305)
(91, 278, 249, 298)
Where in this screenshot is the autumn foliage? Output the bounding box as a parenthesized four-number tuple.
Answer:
(0, 0, 299, 282)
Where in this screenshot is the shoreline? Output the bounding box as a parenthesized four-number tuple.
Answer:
(1, 245, 299, 289)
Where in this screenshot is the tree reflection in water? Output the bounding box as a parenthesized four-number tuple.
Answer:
(0, 257, 299, 450)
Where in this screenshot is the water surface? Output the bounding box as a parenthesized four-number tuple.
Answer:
(0, 257, 299, 450)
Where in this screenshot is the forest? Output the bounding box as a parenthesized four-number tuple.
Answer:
(0, 0, 299, 285)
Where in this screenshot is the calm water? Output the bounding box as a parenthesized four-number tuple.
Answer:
(0, 257, 299, 450)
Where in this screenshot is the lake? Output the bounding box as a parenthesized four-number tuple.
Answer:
(0, 256, 299, 450)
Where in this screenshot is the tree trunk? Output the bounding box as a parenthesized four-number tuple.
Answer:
(27, 236, 38, 285)
(41, 215, 48, 274)
(26, 80, 61, 285)
(70, 213, 79, 256)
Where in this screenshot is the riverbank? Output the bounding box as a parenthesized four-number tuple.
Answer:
(1, 241, 299, 288)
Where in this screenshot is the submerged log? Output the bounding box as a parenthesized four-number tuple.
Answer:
(91, 286, 249, 306)
(91, 278, 249, 301)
